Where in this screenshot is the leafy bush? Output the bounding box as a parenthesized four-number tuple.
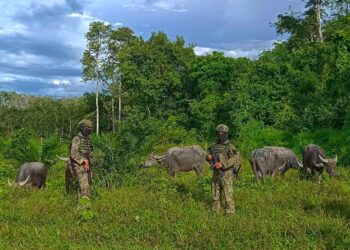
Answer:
(236, 120, 350, 166)
(237, 120, 287, 157)
(5, 129, 40, 164)
(92, 116, 200, 187)
(4, 129, 66, 167)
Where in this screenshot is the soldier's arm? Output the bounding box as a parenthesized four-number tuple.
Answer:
(222, 144, 240, 170)
(205, 147, 212, 165)
(70, 136, 86, 165)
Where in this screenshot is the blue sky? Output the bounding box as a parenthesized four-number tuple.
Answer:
(0, 0, 303, 97)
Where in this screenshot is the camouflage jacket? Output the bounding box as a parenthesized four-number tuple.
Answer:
(70, 132, 93, 165)
(208, 140, 240, 170)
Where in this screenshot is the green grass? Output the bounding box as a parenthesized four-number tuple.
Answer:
(1, 159, 350, 249)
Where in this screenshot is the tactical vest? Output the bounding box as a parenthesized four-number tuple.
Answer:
(210, 143, 227, 156)
(210, 141, 231, 161)
(78, 133, 92, 158)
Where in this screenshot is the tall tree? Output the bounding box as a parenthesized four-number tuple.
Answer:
(119, 32, 195, 120)
(305, 0, 324, 42)
(105, 27, 136, 131)
(82, 21, 112, 135)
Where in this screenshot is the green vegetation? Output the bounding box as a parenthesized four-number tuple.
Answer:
(1, 159, 350, 249)
(1, 0, 350, 248)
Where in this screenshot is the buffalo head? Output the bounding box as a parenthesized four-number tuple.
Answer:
(8, 176, 30, 187)
(319, 155, 338, 177)
(139, 154, 166, 168)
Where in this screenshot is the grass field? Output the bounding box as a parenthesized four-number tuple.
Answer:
(1, 159, 350, 249)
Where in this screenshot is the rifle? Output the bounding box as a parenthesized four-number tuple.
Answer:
(84, 152, 92, 184)
(207, 147, 221, 170)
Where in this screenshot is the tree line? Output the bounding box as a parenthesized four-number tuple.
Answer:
(0, 0, 350, 168)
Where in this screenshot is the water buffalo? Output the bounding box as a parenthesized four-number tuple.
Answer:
(57, 156, 74, 192)
(8, 162, 47, 190)
(140, 145, 206, 177)
(249, 146, 302, 180)
(302, 144, 337, 182)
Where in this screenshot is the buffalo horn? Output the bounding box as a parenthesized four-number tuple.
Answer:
(153, 154, 166, 161)
(319, 155, 329, 163)
(278, 161, 286, 171)
(56, 155, 69, 161)
(18, 176, 30, 186)
(313, 160, 324, 168)
(297, 159, 303, 168)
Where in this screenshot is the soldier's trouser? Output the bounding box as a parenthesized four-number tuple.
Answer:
(211, 169, 235, 213)
(72, 162, 91, 198)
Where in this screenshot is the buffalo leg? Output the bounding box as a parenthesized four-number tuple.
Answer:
(65, 165, 73, 192)
(250, 160, 260, 181)
(168, 169, 176, 177)
(194, 165, 204, 176)
(40, 174, 47, 190)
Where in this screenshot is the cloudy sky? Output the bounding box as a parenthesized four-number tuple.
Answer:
(0, 0, 303, 97)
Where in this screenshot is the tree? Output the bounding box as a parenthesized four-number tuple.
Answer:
(275, 1, 334, 48)
(119, 32, 195, 121)
(105, 27, 136, 132)
(81, 21, 112, 135)
(305, 0, 325, 42)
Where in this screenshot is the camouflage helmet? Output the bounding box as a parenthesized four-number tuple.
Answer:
(216, 124, 229, 133)
(78, 119, 92, 129)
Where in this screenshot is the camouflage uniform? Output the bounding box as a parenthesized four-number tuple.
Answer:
(70, 120, 93, 202)
(207, 124, 240, 214)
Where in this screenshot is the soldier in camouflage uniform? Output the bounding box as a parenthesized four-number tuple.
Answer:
(70, 119, 93, 208)
(206, 124, 240, 214)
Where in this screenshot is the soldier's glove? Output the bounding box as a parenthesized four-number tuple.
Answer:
(206, 154, 213, 161)
(214, 162, 222, 170)
(82, 159, 90, 171)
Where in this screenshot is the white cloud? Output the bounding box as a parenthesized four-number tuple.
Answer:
(122, 0, 188, 12)
(67, 12, 94, 19)
(0, 74, 17, 82)
(114, 22, 123, 26)
(0, 73, 44, 83)
(194, 39, 279, 58)
(50, 79, 71, 86)
(0, 51, 54, 66)
(194, 46, 263, 59)
(0, 23, 29, 36)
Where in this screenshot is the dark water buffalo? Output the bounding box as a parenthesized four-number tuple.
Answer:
(141, 145, 206, 177)
(249, 146, 302, 180)
(8, 162, 47, 190)
(302, 144, 337, 182)
(57, 156, 74, 192)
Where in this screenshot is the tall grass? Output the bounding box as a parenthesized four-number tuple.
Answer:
(1, 122, 350, 249)
(1, 158, 350, 249)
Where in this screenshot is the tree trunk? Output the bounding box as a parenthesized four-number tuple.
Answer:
(118, 81, 122, 126)
(112, 97, 115, 133)
(96, 78, 99, 136)
(315, 1, 323, 43)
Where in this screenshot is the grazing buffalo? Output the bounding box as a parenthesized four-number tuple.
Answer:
(8, 162, 48, 190)
(302, 144, 337, 182)
(140, 145, 206, 177)
(57, 156, 74, 192)
(249, 146, 302, 180)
